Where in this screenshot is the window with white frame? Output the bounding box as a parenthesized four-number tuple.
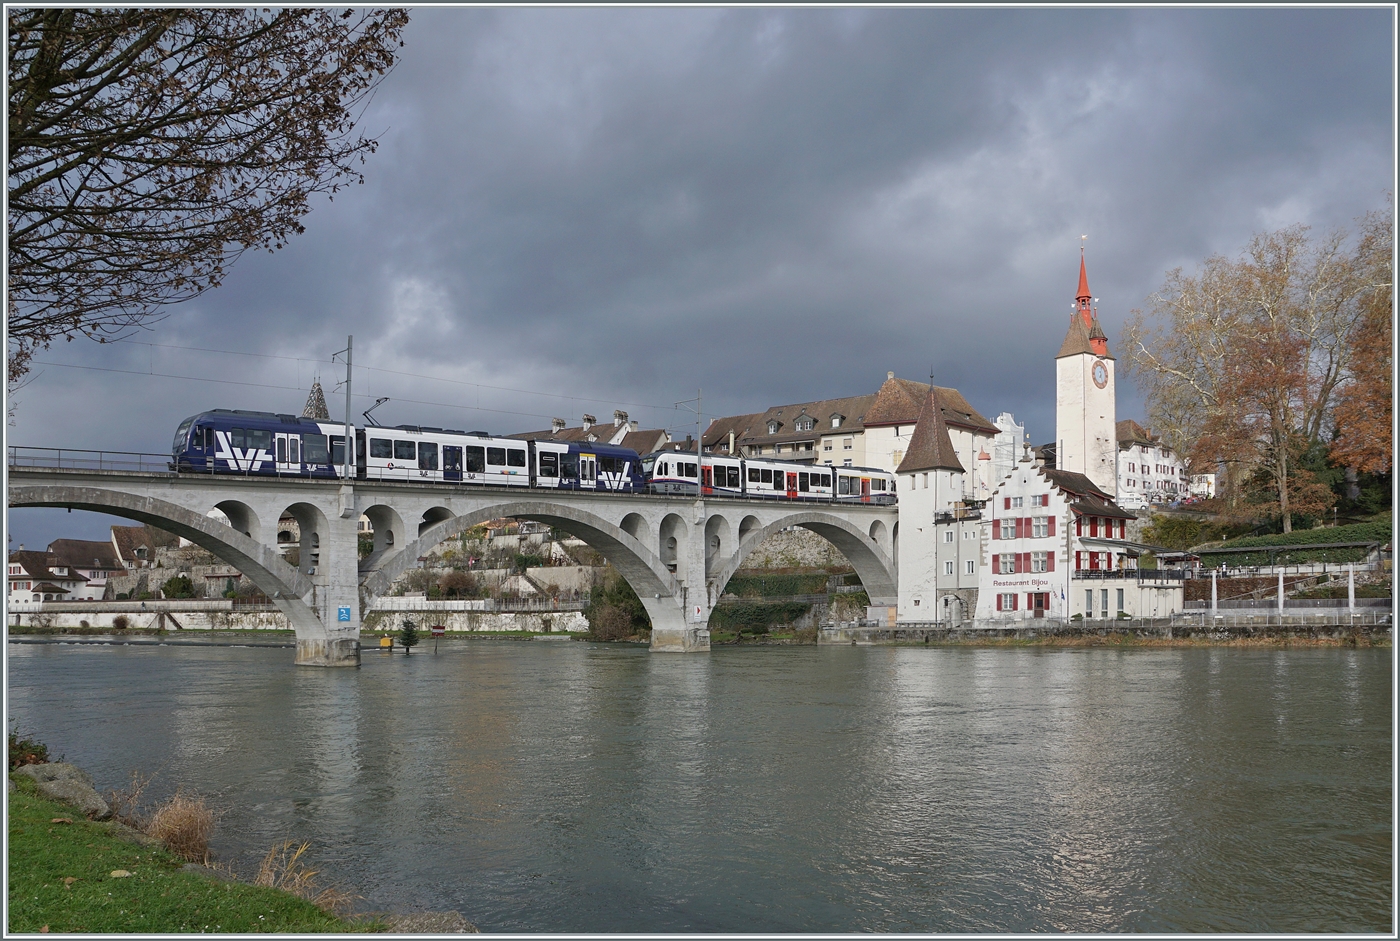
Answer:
(1085, 589, 1094, 616)
(842, 438, 853, 450)
(831, 416, 841, 428)
(1011, 496, 1023, 508)
(999, 592, 1017, 611)
(1031, 551, 1048, 573)
(796, 418, 813, 432)
(999, 519, 1015, 540)
(998, 555, 1015, 574)
(965, 559, 975, 575)
(1032, 517, 1049, 538)
(943, 530, 954, 543)
(944, 561, 954, 575)
(824, 441, 832, 451)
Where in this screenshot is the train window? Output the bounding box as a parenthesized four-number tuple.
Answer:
(683, 462, 697, 478)
(276, 438, 287, 463)
(303, 434, 329, 464)
(798, 473, 810, 492)
(173, 419, 193, 453)
(773, 474, 783, 490)
(331, 435, 346, 466)
(394, 440, 415, 461)
(465, 447, 485, 473)
(370, 439, 392, 459)
(838, 476, 850, 495)
(418, 442, 438, 471)
(561, 455, 578, 478)
(230, 427, 246, 448)
(289, 437, 300, 464)
(821, 474, 832, 488)
(599, 456, 616, 474)
(203, 427, 214, 449)
(748, 468, 760, 483)
(727, 467, 740, 488)
(539, 453, 559, 476)
(761, 468, 773, 484)
(507, 449, 526, 467)
(249, 429, 272, 451)
(487, 447, 506, 466)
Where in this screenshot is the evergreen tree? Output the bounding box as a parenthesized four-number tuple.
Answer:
(398, 618, 420, 654)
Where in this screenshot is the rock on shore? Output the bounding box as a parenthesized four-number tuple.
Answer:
(12, 762, 111, 819)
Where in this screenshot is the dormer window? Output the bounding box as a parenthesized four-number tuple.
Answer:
(830, 414, 843, 428)
(796, 417, 814, 433)
(767, 420, 781, 435)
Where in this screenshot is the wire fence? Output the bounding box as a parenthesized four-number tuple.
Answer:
(9, 446, 174, 473)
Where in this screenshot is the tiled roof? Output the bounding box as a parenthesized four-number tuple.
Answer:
(509, 425, 605, 443)
(896, 389, 965, 474)
(8, 550, 89, 584)
(1040, 468, 1136, 520)
(47, 539, 122, 571)
(722, 393, 879, 453)
(1116, 419, 1156, 446)
(1056, 313, 1096, 359)
(619, 429, 669, 454)
(863, 376, 997, 435)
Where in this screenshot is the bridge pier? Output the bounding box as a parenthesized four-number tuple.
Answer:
(643, 597, 711, 652)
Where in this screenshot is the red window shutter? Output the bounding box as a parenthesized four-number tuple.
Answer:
(1048, 516, 1056, 537)
(1047, 553, 1054, 572)
(1075, 551, 1082, 569)
(992, 553, 999, 572)
(1004, 497, 1011, 510)
(991, 522, 997, 540)
(996, 593, 1002, 611)
(1011, 594, 1019, 610)
(1022, 552, 1031, 572)
(1075, 517, 1082, 536)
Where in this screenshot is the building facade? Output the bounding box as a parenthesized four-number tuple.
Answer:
(1116, 419, 1190, 509)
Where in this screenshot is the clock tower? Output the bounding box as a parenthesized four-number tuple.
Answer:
(1055, 250, 1117, 496)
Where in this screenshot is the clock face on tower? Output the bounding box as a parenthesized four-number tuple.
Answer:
(1092, 360, 1108, 389)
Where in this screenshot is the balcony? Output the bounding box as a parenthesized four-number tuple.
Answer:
(1072, 568, 1189, 582)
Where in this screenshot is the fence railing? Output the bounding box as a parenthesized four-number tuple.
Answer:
(369, 596, 588, 613)
(1072, 568, 1189, 581)
(9, 446, 174, 473)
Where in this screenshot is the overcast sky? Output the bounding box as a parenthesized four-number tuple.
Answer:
(7, 6, 1394, 550)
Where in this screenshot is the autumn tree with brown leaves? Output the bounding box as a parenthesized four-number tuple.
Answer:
(1124, 204, 1390, 531)
(1328, 209, 1393, 476)
(7, 8, 409, 383)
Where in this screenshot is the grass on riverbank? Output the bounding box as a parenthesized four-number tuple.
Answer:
(7, 784, 363, 934)
(903, 632, 1391, 648)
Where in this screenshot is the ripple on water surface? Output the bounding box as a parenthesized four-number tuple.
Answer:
(7, 641, 1392, 932)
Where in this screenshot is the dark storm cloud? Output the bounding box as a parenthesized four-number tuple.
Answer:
(8, 6, 1391, 549)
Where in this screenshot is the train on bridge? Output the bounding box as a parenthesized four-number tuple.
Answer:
(171, 409, 897, 504)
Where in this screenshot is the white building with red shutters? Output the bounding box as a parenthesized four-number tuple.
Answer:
(969, 252, 1185, 623)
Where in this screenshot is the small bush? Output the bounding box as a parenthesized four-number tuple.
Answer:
(145, 790, 214, 864)
(588, 605, 636, 641)
(160, 575, 197, 599)
(7, 727, 49, 770)
(112, 615, 130, 630)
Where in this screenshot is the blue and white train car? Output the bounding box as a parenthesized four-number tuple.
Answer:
(529, 440, 645, 492)
(173, 409, 354, 478)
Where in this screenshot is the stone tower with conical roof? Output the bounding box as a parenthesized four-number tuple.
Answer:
(1054, 251, 1117, 497)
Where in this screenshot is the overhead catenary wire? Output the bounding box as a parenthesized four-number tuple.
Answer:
(104, 337, 670, 415)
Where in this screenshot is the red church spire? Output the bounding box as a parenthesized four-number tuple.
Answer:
(1076, 244, 1109, 356)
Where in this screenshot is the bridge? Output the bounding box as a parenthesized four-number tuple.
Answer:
(8, 450, 898, 666)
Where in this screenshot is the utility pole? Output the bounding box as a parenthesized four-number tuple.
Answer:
(343, 335, 353, 480)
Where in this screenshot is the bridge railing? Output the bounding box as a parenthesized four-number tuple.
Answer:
(9, 446, 173, 474)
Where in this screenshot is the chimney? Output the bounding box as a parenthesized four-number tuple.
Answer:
(551, 417, 566, 434)
(613, 410, 628, 427)
(887, 371, 895, 380)
(581, 414, 595, 431)
(728, 430, 735, 454)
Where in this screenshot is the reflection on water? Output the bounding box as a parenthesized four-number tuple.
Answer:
(7, 642, 1391, 932)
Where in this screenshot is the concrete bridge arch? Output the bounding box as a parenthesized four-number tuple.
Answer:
(359, 500, 682, 625)
(5, 484, 356, 664)
(709, 510, 898, 605)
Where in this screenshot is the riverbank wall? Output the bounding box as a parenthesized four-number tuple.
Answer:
(8, 603, 587, 634)
(825, 614, 1392, 646)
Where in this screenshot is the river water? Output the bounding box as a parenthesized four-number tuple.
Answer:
(6, 640, 1392, 932)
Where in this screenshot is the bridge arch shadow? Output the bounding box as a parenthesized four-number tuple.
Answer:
(710, 511, 897, 605)
(9, 484, 321, 635)
(359, 501, 681, 608)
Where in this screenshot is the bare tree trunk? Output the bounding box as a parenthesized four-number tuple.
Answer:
(1277, 430, 1292, 533)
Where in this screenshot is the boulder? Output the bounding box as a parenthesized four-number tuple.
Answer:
(13, 763, 111, 820)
